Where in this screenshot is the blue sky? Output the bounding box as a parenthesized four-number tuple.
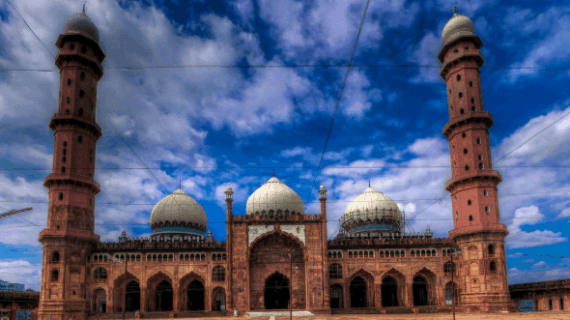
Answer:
(0, 0, 569, 291)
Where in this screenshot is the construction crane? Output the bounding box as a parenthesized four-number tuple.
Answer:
(0, 207, 32, 219)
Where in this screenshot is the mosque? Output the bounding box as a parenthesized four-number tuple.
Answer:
(37, 6, 512, 319)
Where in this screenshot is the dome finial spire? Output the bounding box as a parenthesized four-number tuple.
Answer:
(369, 180, 371, 188)
(178, 180, 181, 189)
(272, 169, 276, 177)
(83, 1, 86, 15)
(453, 5, 457, 14)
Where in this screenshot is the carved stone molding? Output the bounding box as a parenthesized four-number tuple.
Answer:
(279, 225, 305, 245)
(248, 225, 274, 246)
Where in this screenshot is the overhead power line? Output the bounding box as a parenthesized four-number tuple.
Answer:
(306, 0, 371, 206)
(2, 165, 570, 172)
(2, 65, 570, 73)
(0, 207, 32, 219)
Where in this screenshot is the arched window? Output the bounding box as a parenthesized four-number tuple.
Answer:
(51, 269, 59, 281)
(488, 244, 495, 256)
(444, 261, 456, 275)
(329, 263, 342, 279)
(94, 267, 107, 279)
(52, 251, 60, 263)
(489, 261, 497, 273)
(212, 266, 225, 282)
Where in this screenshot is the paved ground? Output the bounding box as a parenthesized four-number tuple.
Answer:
(167, 311, 570, 320)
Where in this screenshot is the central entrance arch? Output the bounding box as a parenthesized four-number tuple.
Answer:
(264, 272, 290, 309)
(249, 232, 305, 310)
(350, 277, 367, 308)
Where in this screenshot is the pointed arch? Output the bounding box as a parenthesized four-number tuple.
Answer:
(146, 271, 173, 312)
(178, 271, 206, 311)
(381, 268, 405, 307)
(412, 267, 437, 306)
(211, 286, 225, 311)
(348, 268, 375, 308)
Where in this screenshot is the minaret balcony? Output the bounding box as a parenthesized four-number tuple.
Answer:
(44, 172, 101, 194)
(49, 112, 102, 138)
(445, 169, 502, 192)
(443, 111, 494, 137)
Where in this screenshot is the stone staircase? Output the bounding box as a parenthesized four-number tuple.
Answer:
(245, 310, 315, 317)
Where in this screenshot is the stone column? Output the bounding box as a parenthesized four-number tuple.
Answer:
(172, 283, 179, 312)
(139, 286, 146, 312)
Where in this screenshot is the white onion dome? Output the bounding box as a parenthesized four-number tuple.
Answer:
(150, 188, 207, 236)
(341, 187, 402, 233)
(246, 177, 304, 215)
(441, 9, 475, 46)
(64, 5, 100, 44)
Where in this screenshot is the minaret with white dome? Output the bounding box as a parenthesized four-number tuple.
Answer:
(439, 7, 510, 312)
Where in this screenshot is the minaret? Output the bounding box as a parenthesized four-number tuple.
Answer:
(224, 184, 234, 314)
(439, 8, 510, 312)
(318, 184, 329, 309)
(38, 6, 105, 320)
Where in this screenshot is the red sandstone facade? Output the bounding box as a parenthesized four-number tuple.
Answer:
(37, 8, 514, 320)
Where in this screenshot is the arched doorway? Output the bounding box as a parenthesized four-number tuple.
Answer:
(381, 276, 398, 307)
(93, 289, 106, 313)
(125, 281, 140, 312)
(249, 232, 305, 310)
(413, 276, 428, 306)
(187, 280, 204, 310)
(350, 277, 367, 308)
(155, 280, 173, 311)
(330, 285, 343, 308)
(212, 288, 225, 311)
(264, 273, 290, 309)
(444, 281, 459, 306)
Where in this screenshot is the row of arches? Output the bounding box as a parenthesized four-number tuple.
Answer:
(411, 249, 437, 257)
(89, 266, 226, 283)
(329, 275, 458, 308)
(93, 277, 226, 314)
(348, 250, 374, 258)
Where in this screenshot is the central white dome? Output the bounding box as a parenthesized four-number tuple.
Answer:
(150, 188, 207, 236)
(246, 177, 304, 215)
(341, 187, 402, 233)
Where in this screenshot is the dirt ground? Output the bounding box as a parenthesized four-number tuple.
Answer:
(168, 311, 570, 320)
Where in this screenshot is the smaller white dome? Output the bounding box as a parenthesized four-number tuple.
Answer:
(246, 177, 304, 215)
(342, 187, 401, 232)
(441, 10, 475, 46)
(150, 188, 207, 233)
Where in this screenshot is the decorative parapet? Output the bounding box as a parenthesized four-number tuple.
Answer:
(509, 278, 570, 292)
(95, 237, 226, 252)
(232, 213, 322, 223)
(327, 237, 454, 249)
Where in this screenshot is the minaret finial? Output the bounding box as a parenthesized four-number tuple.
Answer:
(178, 180, 181, 189)
(453, 5, 457, 14)
(83, 2, 86, 14)
(272, 169, 276, 177)
(369, 180, 371, 188)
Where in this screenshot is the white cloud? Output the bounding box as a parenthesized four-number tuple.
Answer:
(0, 259, 42, 291)
(505, 205, 567, 249)
(409, 32, 442, 83)
(505, 9, 570, 83)
(532, 260, 546, 267)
